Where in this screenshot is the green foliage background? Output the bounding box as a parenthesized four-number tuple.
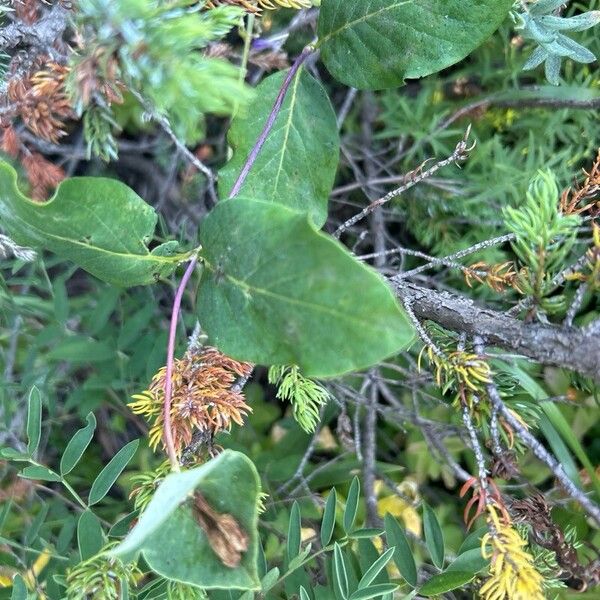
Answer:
(1, 0, 599, 599)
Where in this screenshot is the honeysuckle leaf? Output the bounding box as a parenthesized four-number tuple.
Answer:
(317, 0, 514, 89)
(219, 69, 339, 228)
(112, 450, 261, 591)
(0, 161, 187, 287)
(197, 197, 414, 378)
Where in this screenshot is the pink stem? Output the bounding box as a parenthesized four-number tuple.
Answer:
(163, 255, 198, 471)
(229, 46, 314, 198)
(162, 47, 313, 471)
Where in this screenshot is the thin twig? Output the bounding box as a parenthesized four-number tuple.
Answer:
(130, 90, 218, 205)
(564, 282, 588, 328)
(334, 127, 475, 238)
(393, 233, 516, 281)
(474, 337, 600, 526)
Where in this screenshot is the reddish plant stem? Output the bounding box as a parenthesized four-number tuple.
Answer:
(163, 47, 313, 471)
(229, 46, 314, 198)
(163, 255, 198, 471)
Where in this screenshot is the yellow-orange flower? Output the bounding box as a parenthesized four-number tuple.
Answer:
(479, 509, 545, 600)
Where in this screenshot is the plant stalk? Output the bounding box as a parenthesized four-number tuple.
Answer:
(229, 45, 314, 198)
(163, 46, 313, 472)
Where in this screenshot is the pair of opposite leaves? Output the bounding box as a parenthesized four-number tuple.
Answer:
(0, 0, 514, 377)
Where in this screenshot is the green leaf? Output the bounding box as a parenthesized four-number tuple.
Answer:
(288, 501, 302, 561)
(419, 571, 475, 596)
(108, 511, 139, 538)
(457, 526, 487, 554)
(384, 514, 416, 588)
(88, 439, 139, 505)
(120, 578, 129, 600)
(538, 415, 581, 487)
(349, 528, 384, 539)
(349, 584, 398, 600)
(288, 544, 312, 573)
(300, 585, 311, 600)
(198, 198, 413, 378)
(446, 548, 488, 574)
(57, 516, 77, 553)
(321, 488, 337, 547)
(60, 413, 97, 475)
(343, 477, 360, 534)
(20, 465, 61, 482)
(78, 510, 104, 560)
(358, 547, 395, 589)
(495, 360, 599, 497)
(11, 574, 27, 600)
(112, 450, 261, 591)
(333, 543, 349, 600)
(317, 0, 514, 89)
(24, 503, 48, 546)
(540, 402, 600, 500)
(26, 386, 42, 456)
(261, 568, 280, 593)
(0, 161, 187, 287)
(47, 338, 114, 364)
(0, 448, 30, 461)
(423, 504, 444, 569)
(219, 70, 339, 228)
(0, 500, 12, 534)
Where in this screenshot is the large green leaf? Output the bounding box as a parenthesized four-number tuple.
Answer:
(112, 450, 261, 591)
(384, 514, 416, 588)
(317, 0, 514, 89)
(219, 70, 339, 228)
(0, 161, 187, 286)
(197, 198, 413, 378)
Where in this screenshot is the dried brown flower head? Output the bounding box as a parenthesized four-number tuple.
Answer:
(14, 0, 40, 25)
(8, 61, 73, 143)
(560, 149, 600, 217)
(22, 152, 65, 200)
(71, 48, 124, 108)
(1, 126, 22, 158)
(130, 347, 253, 459)
(464, 261, 524, 293)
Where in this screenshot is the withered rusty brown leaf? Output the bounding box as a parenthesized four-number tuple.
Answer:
(192, 492, 249, 568)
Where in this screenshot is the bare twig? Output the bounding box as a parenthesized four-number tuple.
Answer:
(0, 4, 69, 54)
(334, 127, 475, 238)
(393, 233, 516, 281)
(564, 282, 588, 328)
(363, 375, 380, 526)
(474, 337, 600, 527)
(130, 90, 218, 206)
